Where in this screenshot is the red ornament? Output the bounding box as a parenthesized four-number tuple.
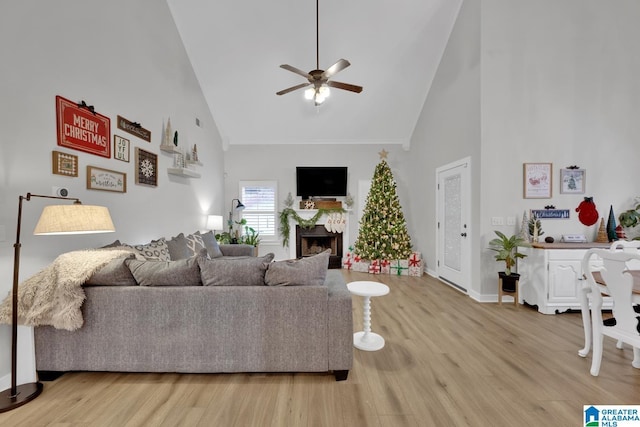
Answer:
(576, 197, 599, 226)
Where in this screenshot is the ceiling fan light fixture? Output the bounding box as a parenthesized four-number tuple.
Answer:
(319, 84, 330, 98)
(304, 87, 315, 100)
(276, 0, 362, 102)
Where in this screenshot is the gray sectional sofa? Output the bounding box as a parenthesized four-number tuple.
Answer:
(34, 242, 353, 381)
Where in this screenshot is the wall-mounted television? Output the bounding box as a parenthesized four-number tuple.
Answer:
(296, 167, 348, 199)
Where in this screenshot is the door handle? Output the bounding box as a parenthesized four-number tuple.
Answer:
(460, 232, 467, 237)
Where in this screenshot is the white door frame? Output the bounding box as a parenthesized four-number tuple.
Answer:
(436, 156, 471, 292)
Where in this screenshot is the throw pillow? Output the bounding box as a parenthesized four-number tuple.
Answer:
(125, 257, 202, 286)
(199, 253, 275, 286)
(265, 249, 330, 286)
(184, 233, 206, 257)
(123, 238, 170, 261)
(195, 230, 224, 258)
(166, 233, 191, 260)
(99, 240, 122, 249)
(85, 253, 137, 286)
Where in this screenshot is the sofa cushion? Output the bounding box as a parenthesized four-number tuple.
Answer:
(195, 230, 224, 258)
(85, 254, 137, 286)
(166, 233, 191, 260)
(265, 249, 330, 286)
(184, 233, 207, 257)
(125, 257, 202, 286)
(199, 253, 275, 286)
(123, 238, 170, 261)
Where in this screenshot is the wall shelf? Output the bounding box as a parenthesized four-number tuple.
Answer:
(167, 167, 201, 178)
(160, 145, 181, 154)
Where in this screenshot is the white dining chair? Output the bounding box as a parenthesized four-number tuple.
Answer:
(581, 246, 640, 376)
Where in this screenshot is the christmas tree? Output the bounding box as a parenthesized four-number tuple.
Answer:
(353, 155, 413, 260)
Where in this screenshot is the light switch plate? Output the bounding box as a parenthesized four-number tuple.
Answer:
(491, 217, 505, 226)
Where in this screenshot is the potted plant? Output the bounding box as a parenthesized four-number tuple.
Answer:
(236, 219, 261, 255)
(488, 230, 531, 292)
(618, 198, 640, 240)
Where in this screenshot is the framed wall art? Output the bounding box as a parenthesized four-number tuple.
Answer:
(135, 147, 158, 187)
(523, 163, 552, 199)
(113, 135, 130, 162)
(560, 168, 585, 194)
(87, 166, 126, 193)
(56, 95, 111, 158)
(52, 150, 78, 177)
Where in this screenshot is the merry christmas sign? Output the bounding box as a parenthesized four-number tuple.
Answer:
(56, 95, 110, 158)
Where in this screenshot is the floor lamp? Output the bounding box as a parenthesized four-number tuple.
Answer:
(0, 193, 115, 413)
(228, 199, 245, 243)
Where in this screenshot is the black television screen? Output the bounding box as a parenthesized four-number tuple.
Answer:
(296, 167, 348, 199)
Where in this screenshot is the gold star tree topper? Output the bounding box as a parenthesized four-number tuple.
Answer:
(378, 149, 388, 159)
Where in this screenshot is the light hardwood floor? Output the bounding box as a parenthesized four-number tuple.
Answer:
(2, 270, 639, 426)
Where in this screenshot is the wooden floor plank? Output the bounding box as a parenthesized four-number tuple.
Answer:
(2, 270, 640, 426)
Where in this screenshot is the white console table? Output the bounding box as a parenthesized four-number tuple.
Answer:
(518, 242, 612, 315)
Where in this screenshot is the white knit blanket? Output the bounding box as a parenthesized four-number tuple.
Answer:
(0, 249, 133, 331)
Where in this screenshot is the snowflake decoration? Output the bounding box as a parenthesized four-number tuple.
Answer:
(141, 159, 154, 178)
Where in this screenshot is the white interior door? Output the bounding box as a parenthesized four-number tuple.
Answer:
(436, 157, 471, 292)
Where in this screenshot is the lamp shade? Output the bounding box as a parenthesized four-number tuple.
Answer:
(235, 200, 245, 210)
(33, 205, 115, 235)
(206, 214, 224, 231)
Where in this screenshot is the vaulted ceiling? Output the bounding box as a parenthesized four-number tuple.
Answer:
(166, 0, 462, 149)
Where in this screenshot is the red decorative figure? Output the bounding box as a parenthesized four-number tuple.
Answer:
(576, 197, 599, 226)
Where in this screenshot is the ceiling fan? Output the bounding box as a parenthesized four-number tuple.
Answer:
(276, 0, 363, 106)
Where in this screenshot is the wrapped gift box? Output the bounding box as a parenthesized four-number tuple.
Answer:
(408, 266, 423, 277)
(342, 257, 353, 270)
(368, 259, 381, 275)
(353, 260, 370, 273)
(408, 252, 422, 268)
(390, 259, 409, 276)
(380, 259, 391, 274)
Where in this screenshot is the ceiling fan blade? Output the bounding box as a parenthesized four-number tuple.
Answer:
(276, 82, 311, 96)
(280, 64, 312, 79)
(327, 80, 363, 93)
(322, 59, 350, 79)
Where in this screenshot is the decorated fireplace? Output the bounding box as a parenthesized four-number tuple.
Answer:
(296, 225, 343, 269)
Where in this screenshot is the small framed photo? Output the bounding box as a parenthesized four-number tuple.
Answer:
(523, 163, 552, 199)
(52, 150, 78, 177)
(87, 166, 126, 193)
(113, 135, 130, 162)
(135, 147, 158, 187)
(560, 169, 585, 194)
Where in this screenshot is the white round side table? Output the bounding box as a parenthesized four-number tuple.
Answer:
(347, 281, 390, 351)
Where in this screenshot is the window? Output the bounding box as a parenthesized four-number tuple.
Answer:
(239, 181, 277, 242)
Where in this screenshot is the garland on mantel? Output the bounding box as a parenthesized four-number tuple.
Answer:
(279, 207, 346, 248)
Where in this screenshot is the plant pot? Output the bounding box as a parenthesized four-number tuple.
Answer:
(498, 272, 520, 292)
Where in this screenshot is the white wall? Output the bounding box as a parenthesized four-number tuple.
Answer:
(409, 0, 640, 299)
(222, 144, 415, 261)
(408, 0, 481, 291)
(479, 1, 640, 294)
(0, 0, 225, 383)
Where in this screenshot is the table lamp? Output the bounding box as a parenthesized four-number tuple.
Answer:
(205, 215, 224, 233)
(0, 193, 115, 412)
